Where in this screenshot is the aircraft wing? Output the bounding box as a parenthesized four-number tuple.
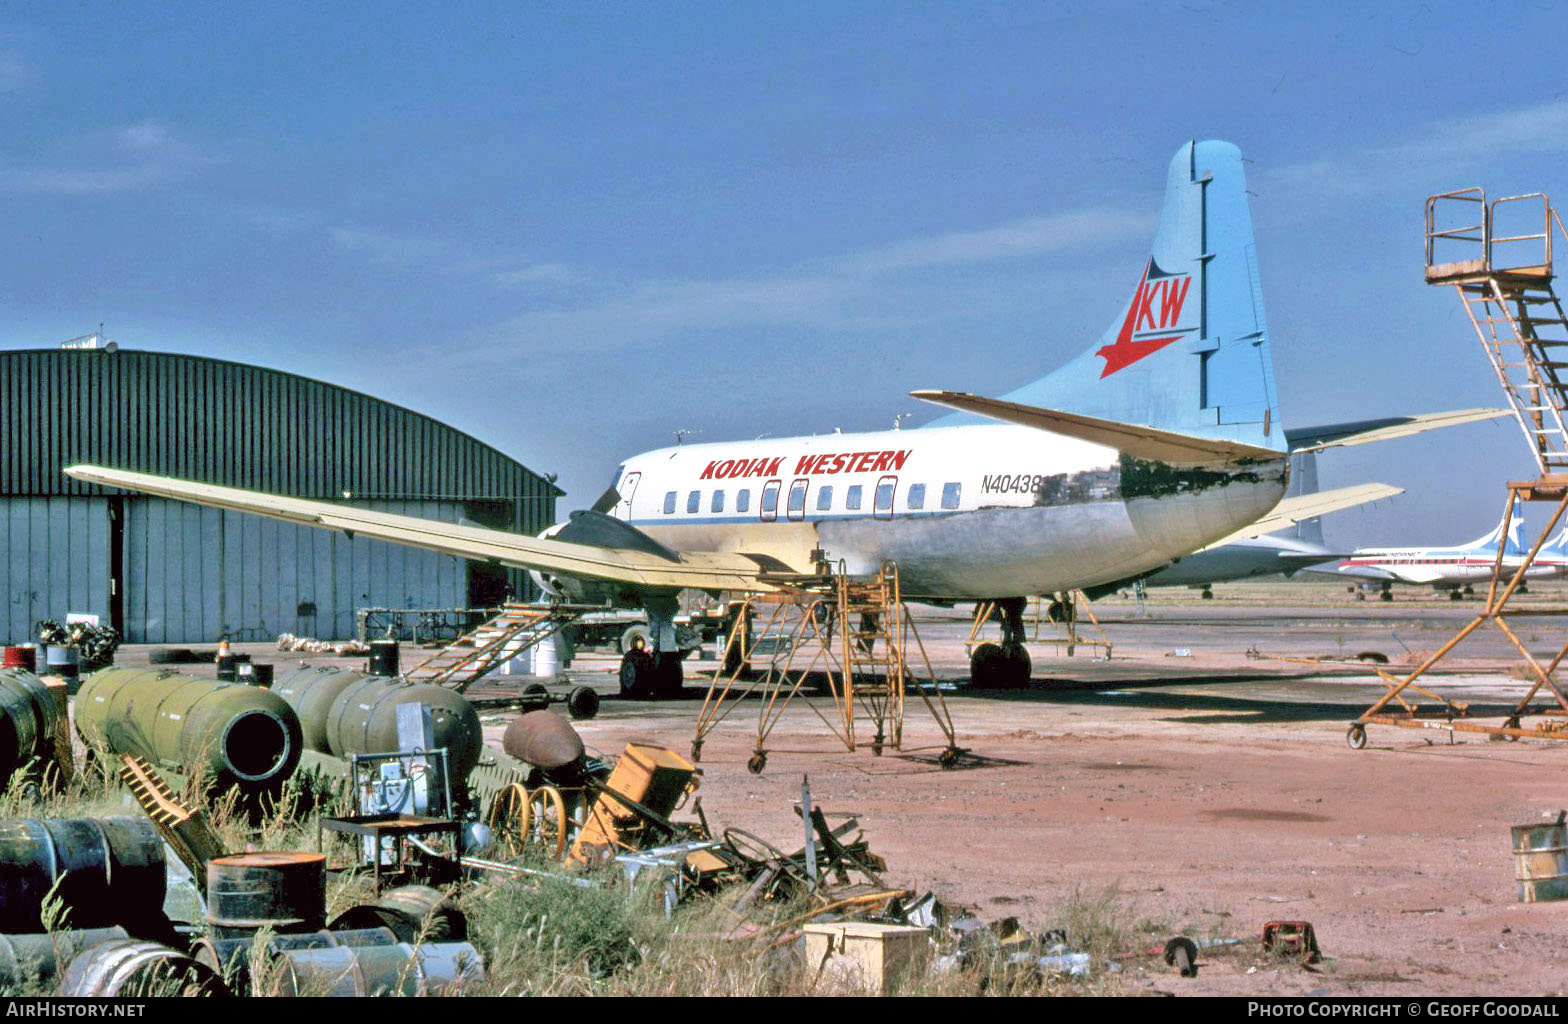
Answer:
(1285, 408, 1508, 453)
(909, 390, 1281, 465)
(63, 465, 778, 593)
(1196, 482, 1404, 551)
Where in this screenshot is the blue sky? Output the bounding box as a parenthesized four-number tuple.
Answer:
(2, 1, 1565, 547)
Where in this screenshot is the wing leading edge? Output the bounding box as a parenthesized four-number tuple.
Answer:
(63, 465, 776, 593)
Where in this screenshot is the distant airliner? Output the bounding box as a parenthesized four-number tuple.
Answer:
(1335, 501, 1568, 598)
(67, 140, 1498, 692)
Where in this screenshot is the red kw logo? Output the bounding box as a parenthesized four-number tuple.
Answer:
(1096, 259, 1194, 378)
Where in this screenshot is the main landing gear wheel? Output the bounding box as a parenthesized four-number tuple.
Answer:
(939, 746, 962, 769)
(654, 651, 684, 698)
(970, 642, 1031, 688)
(619, 649, 655, 699)
(970, 642, 1009, 688)
(746, 751, 768, 774)
(1346, 724, 1367, 750)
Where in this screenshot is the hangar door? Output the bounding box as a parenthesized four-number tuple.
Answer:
(123, 498, 467, 643)
(0, 498, 112, 644)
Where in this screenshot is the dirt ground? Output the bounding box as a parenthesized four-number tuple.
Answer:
(126, 579, 1568, 995)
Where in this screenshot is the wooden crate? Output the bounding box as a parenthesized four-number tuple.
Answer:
(802, 921, 931, 994)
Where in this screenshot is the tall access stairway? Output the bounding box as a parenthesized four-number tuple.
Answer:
(1426, 189, 1568, 476)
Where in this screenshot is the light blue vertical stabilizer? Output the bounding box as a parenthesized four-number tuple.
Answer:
(928, 140, 1284, 451)
(1462, 499, 1525, 555)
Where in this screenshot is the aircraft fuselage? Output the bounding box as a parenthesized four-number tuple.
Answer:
(612, 423, 1288, 600)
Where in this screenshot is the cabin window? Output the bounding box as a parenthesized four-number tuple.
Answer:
(761, 480, 781, 521)
(711, 490, 725, 513)
(816, 485, 834, 511)
(687, 490, 701, 514)
(737, 489, 751, 513)
(663, 491, 677, 515)
(907, 484, 926, 510)
(874, 476, 896, 519)
(787, 478, 809, 521)
(941, 482, 961, 509)
(846, 485, 863, 511)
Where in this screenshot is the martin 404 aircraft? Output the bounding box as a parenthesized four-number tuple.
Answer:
(67, 140, 1501, 691)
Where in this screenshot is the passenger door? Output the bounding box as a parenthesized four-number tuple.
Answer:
(873, 475, 897, 520)
(786, 478, 809, 522)
(614, 472, 640, 519)
(760, 479, 782, 522)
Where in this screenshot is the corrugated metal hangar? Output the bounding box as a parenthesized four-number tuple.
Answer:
(1, 346, 561, 644)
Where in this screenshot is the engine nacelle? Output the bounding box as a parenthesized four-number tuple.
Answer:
(528, 513, 685, 607)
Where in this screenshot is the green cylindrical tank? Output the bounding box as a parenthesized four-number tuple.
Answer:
(270, 665, 368, 752)
(326, 675, 483, 780)
(75, 668, 302, 790)
(0, 668, 61, 786)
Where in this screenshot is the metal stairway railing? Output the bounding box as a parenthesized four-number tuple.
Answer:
(1426, 189, 1568, 476)
(403, 602, 582, 691)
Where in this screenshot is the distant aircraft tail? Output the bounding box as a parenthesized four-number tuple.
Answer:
(1463, 499, 1525, 555)
(927, 140, 1284, 453)
(1286, 451, 1324, 546)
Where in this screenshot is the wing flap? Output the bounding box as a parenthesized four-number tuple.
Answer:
(1197, 482, 1403, 551)
(909, 390, 1282, 465)
(64, 465, 774, 593)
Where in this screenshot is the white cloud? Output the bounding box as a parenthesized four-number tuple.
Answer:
(1264, 98, 1568, 199)
(0, 120, 217, 195)
(451, 203, 1153, 355)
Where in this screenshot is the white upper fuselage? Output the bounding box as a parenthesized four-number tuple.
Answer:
(610, 422, 1288, 600)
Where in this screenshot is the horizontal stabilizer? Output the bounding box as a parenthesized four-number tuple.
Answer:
(910, 390, 1281, 465)
(1285, 408, 1508, 453)
(63, 465, 776, 593)
(1198, 482, 1403, 551)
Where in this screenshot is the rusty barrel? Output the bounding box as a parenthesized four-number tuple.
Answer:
(1513, 819, 1568, 902)
(0, 928, 128, 988)
(0, 817, 165, 932)
(0, 668, 61, 787)
(193, 927, 397, 985)
(60, 939, 223, 997)
(277, 941, 484, 996)
(327, 885, 466, 943)
(2, 646, 36, 672)
(205, 852, 327, 939)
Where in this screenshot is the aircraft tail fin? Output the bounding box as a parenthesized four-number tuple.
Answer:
(1287, 451, 1325, 547)
(1464, 499, 1525, 554)
(925, 140, 1284, 453)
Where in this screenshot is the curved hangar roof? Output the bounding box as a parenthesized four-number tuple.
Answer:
(0, 347, 561, 501)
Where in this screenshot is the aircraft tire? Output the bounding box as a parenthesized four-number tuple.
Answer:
(619, 624, 651, 655)
(970, 643, 1009, 688)
(1003, 644, 1032, 688)
(619, 649, 656, 699)
(654, 651, 684, 698)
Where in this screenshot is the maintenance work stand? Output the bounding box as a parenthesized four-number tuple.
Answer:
(691, 562, 964, 772)
(1350, 188, 1568, 748)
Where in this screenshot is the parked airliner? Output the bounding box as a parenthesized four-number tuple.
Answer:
(67, 140, 1493, 692)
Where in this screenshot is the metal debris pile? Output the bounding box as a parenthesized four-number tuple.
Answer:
(35, 618, 121, 671)
(274, 633, 371, 656)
